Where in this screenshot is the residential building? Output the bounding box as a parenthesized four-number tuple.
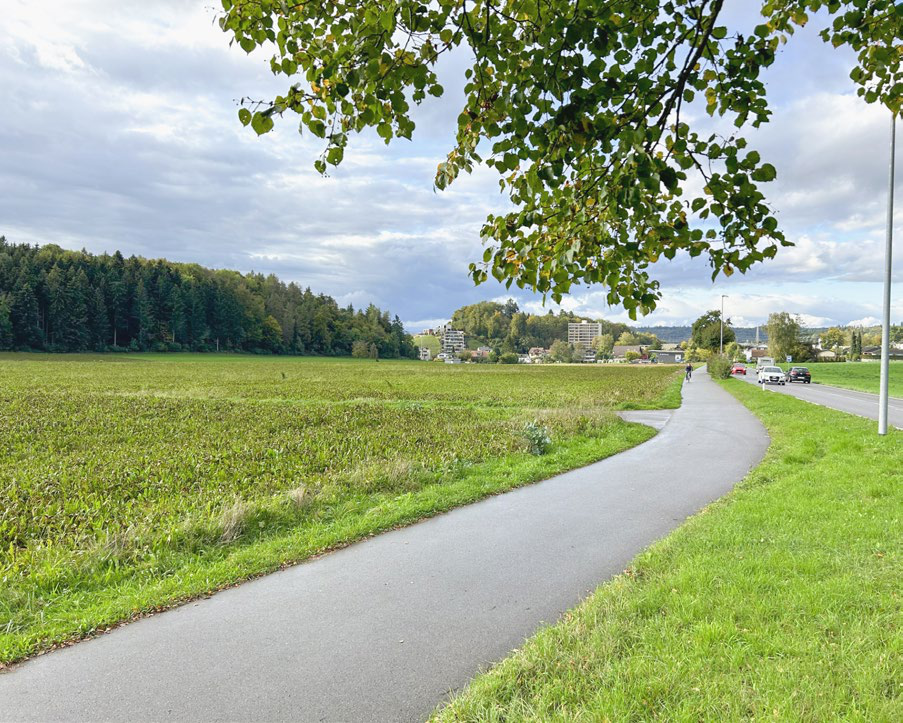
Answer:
(440, 329, 466, 354)
(612, 344, 644, 360)
(582, 348, 597, 363)
(648, 349, 684, 364)
(528, 347, 549, 362)
(418, 347, 432, 361)
(568, 320, 602, 347)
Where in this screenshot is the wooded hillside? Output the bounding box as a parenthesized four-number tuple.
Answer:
(0, 238, 415, 357)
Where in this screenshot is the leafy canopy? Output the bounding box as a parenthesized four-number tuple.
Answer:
(219, 0, 902, 317)
(691, 309, 735, 350)
(766, 310, 803, 360)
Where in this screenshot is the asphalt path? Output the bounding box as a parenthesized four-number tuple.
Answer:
(0, 369, 769, 723)
(734, 371, 903, 429)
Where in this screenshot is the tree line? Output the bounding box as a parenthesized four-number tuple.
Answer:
(0, 238, 417, 357)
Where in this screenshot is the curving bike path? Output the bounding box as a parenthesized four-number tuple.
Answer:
(0, 369, 769, 722)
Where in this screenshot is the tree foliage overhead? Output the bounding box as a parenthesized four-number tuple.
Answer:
(220, 0, 902, 317)
(0, 238, 415, 357)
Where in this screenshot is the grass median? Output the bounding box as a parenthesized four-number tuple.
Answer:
(779, 360, 903, 397)
(435, 379, 901, 721)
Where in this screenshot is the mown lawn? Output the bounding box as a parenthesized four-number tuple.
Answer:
(779, 360, 903, 398)
(0, 354, 680, 665)
(435, 380, 901, 721)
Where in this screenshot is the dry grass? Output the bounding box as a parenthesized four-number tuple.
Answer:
(219, 500, 252, 544)
(286, 485, 319, 509)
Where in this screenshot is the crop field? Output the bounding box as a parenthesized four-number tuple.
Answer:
(778, 360, 903, 398)
(0, 353, 681, 664)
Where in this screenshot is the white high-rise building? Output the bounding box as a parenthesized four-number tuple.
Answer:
(568, 320, 602, 347)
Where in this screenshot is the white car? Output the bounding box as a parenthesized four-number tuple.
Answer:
(757, 365, 786, 385)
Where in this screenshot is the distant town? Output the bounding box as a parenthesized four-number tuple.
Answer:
(414, 301, 903, 365)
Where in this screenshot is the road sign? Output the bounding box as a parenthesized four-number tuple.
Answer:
(786, 355, 792, 363)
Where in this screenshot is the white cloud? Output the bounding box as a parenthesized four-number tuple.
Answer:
(0, 1, 900, 331)
(847, 316, 882, 327)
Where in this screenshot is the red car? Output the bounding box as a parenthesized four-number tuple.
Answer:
(730, 363, 747, 375)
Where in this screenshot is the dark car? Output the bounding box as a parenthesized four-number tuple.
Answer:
(786, 366, 811, 383)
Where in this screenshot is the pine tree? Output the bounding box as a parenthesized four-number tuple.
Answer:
(0, 295, 14, 350)
(187, 281, 208, 349)
(90, 286, 110, 350)
(67, 268, 91, 350)
(135, 279, 155, 350)
(169, 285, 186, 346)
(10, 276, 43, 348)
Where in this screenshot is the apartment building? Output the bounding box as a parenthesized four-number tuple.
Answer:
(567, 320, 602, 347)
(440, 329, 466, 354)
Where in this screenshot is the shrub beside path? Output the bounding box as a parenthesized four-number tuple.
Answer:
(0, 369, 768, 723)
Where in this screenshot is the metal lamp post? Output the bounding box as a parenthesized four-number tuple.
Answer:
(720, 294, 728, 355)
(879, 112, 896, 436)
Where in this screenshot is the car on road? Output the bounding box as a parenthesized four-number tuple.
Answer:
(786, 366, 811, 383)
(758, 365, 786, 385)
(730, 363, 747, 375)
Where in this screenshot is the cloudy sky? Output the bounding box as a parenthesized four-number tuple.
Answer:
(1, 1, 900, 331)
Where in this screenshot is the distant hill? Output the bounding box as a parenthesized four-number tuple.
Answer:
(635, 326, 769, 344)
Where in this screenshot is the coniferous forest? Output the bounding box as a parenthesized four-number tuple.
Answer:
(0, 238, 417, 357)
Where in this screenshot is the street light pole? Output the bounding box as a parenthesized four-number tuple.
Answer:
(879, 112, 896, 436)
(720, 294, 728, 355)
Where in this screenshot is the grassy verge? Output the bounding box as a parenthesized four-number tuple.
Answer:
(435, 381, 901, 721)
(778, 360, 903, 398)
(1, 357, 678, 666)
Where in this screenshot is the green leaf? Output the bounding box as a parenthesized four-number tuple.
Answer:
(238, 108, 252, 126)
(251, 112, 274, 135)
(752, 163, 777, 182)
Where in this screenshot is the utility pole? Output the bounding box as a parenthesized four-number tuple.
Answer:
(720, 294, 728, 355)
(879, 112, 896, 436)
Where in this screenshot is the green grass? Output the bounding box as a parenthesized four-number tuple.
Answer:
(0, 354, 680, 665)
(777, 360, 903, 398)
(435, 381, 901, 721)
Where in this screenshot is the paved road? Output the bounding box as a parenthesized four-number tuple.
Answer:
(0, 370, 769, 723)
(735, 372, 903, 429)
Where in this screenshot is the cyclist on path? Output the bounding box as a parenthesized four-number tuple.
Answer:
(685, 363, 693, 381)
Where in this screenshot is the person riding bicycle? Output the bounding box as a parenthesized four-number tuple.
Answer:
(685, 363, 692, 381)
